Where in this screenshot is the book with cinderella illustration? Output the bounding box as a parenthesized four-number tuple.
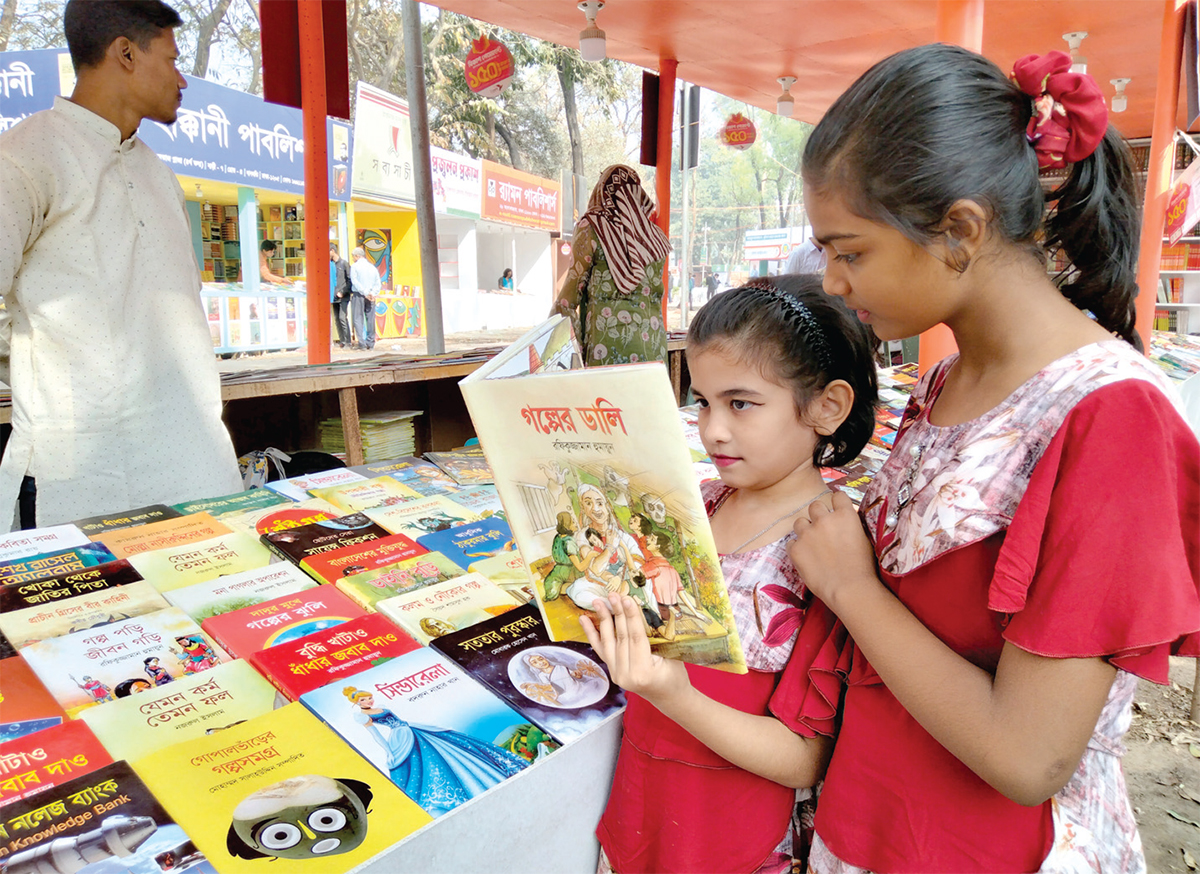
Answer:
(459, 314, 746, 672)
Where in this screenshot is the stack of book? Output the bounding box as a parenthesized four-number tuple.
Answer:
(319, 409, 422, 461)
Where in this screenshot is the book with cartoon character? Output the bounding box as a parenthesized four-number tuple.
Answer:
(459, 323, 746, 672)
(423, 446, 494, 486)
(363, 495, 481, 540)
(332, 550, 466, 611)
(133, 703, 430, 873)
(0, 719, 113, 808)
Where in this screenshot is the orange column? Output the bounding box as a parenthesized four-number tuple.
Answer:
(1135, 0, 1187, 349)
(298, 2, 331, 365)
(916, 0, 983, 374)
(657, 58, 678, 326)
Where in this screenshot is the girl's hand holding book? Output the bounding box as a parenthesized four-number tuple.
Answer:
(581, 593, 689, 704)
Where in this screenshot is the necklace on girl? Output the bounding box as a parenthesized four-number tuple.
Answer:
(727, 489, 831, 554)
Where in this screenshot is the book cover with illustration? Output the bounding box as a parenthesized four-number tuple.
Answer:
(133, 703, 431, 873)
(348, 456, 458, 496)
(79, 659, 278, 762)
(164, 563, 317, 623)
(441, 484, 507, 519)
(334, 551, 466, 612)
(0, 656, 65, 742)
(201, 588, 365, 659)
(468, 553, 535, 605)
(423, 446, 494, 486)
(20, 607, 229, 718)
(1, 759, 218, 873)
(0, 558, 145, 615)
(72, 503, 184, 536)
(0, 525, 89, 562)
(128, 530, 276, 594)
(415, 516, 516, 571)
(0, 580, 169, 650)
(0, 719, 113, 807)
(250, 614, 421, 702)
(94, 512, 233, 560)
(0, 542, 116, 586)
(299, 648, 545, 818)
(460, 326, 746, 672)
(261, 514, 391, 566)
(374, 573, 520, 646)
(219, 497, 340, 539)
(306, 477, 424, 514)
(364, 495, 481, 540)
(299, 532, 426, 586)
(265, 468, 367, 502)
(431, 602, 625, 743)
(172, 488, 291, 518)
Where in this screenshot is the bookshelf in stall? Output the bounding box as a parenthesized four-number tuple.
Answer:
(199, 203, 241, 283)
(258, 203, 307, 280)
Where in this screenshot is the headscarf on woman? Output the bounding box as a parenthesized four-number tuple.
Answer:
(577, 165, 672, 296)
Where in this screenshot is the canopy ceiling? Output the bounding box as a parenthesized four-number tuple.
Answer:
(425, 0, 1186, 140)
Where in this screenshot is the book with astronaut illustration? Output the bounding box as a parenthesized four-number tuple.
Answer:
(133, 703, 430, 873)
(459, 320, 746, 672)
(0, 718, 113, 808)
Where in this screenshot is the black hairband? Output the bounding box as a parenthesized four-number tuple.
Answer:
(740, 282, 835, 372)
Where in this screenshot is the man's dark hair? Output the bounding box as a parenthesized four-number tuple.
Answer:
(329, 244, 339, 255)
(261, 240, 277, 253)
(64, 1, 183, 71)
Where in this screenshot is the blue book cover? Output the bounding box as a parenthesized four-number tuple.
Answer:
(415, 517, 515, 571)
(0, 542, 116, 585)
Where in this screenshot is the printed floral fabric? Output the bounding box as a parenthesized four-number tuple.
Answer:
(552, 223, 667, 366)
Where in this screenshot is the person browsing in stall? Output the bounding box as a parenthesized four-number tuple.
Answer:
(0, 0, 242, 530)
(582, 275, 880, 874)
(329, 244, 352, 349)
(350, 246, 381, 351)
(258, 239, 291, 285)
(782, 45, 1200, 874)
(498, 267, 514, 291)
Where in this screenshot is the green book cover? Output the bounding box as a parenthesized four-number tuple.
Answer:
(172, 488, 291, 517)
(334, 551, 465, 611)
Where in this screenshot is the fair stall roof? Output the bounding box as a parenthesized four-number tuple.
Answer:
(425, 0, 1184, 140)
(176, 175, 308, 206)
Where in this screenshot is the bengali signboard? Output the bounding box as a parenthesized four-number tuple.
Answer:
(352, 80, 416, 205)
(0, 48, 74, 130)
(430, 146, 482, 218)
(743, 227, 803, 261)
(479, 160, 560, 231)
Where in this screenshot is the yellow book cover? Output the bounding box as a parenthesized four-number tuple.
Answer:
(469, 552, 536, 604)
(307, 476, 423, 514)
(363, 495, 481, 539)
(95, 511, 232, 560)
(220, 498, 341, 538)
(0, 579, 169, 649)
(333, 550, 466, 611)
(128, 531, 276, 594)
(133, 703, 432, 872)
(375, 573, 520, 645)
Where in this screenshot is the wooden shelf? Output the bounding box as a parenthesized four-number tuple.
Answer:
(1160, 271, 1200, 278)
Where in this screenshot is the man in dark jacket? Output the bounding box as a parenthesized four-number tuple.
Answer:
(329, 244, 352, 348)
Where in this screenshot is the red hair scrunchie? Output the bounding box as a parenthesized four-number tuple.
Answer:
(1010, 50, 1108, 170)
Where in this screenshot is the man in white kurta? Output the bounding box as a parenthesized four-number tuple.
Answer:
(0, 1, 241, 531)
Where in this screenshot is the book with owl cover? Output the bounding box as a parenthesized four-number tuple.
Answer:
(201, 587, 365, 659)
(0, 718, 114, 807)
(20, 607, 230, 718)
(79, 659, 278, 762)
(260, 514, 392, 566)
(93, 512, 233, 560)
(0, 524, 89, 562)
(133, 703, 431, 873)
(0, 579, 169, 649)
(172, 487, 291, 518)
(0, 558, 145, 614)
(298, 531, 426, 586)
(249, 614, 421, 702)
(430, 602, 625, 743)
(363, 495, 481, 539)
(306, 477, 424, 514)
(164, 563, 318, 623)
(0, 542, 116, 586)
(219, 497, 340, 538)
(1, 759, 218, 874)
(459, 340, 746, 672)
(299, 647, 546, 819)
(72, 503, 184, 536)
(414, 516, 515, 571)
(332, 550, 466, 612)
(0, 656, 65, 743)
(373, 573, 520, 646)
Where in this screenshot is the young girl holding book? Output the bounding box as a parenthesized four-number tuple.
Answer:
(779, 45, 1200, 873)
(582, 274, 879, 873)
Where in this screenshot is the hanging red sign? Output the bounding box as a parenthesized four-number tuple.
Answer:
(720, 113, 757, 151)
(1165, 157, 1200, 244)
(465, 35, 514, 98)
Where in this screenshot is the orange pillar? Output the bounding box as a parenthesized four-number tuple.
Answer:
(916, 0, 983, 374)
(298, 2, 331, 365)
(657, 58, 678, 325)
(1135, 0, 1187, 349)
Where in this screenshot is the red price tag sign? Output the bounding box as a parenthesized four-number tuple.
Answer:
(720, 113, 757, 151)
(465, 35, 514, 98)
(1166, 157, 1200, 245)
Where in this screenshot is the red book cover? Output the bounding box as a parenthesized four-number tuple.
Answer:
(0, 655, 66, 742)
(249, 613, 421, 701)
(299, 531, 427, 584)
(201, 585, 365, 658)
(0, 719, 113, 807)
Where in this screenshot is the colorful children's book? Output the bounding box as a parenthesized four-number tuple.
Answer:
(133, 703, 431, 873)
(164, 563, 318, 622)
(0, 542, 116, 586)
(128, 530, 276, 593)
(250, 614, 422, 702)
(172, 487, 291, 517)
(460, 325, 746, 671)
(468, 553, 536, 604)
(265, 467, 367, 502)
(2, 760, 219, 873)
(220, 496, 340, 538)
(0, 524, 88, 562)
(79, 659, 278, 761)
(261, 513, 391, 565)
(20, 607, 229, 718)
(423, 446, 494, 485)
(0, 579, 169, 649)
(94, 511, 232, 559)
(299, 648, 541, 818)
(348, 456, 458, 496)
(0, 558, 145, 614)
(415, 516, 516, 571)
(467, 312, 582, 380)
(0, 655, 65, 742)
(298, 532, 426, 586)
(201, 587, 366, 658)
(364, 495, 481, 539)
(334, 551, 466, 611)
(0, 719, 113, 807)
(374, 573, 520, 645)
(72, 503, 183, 536)
(441, 484, 507, 519)
(307, 476, 423, 514)
(431, 602, 625, 743)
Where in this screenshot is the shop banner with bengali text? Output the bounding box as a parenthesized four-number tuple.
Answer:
(351, 80, 415, 205)
(479, 160, 560, 231)
(430, 146, 482, 219)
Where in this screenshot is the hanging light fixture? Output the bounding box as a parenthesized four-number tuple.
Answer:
(578, 1, 606, 62)
(776, 76, 796, 117)
(194, 183, 203, 198)
(1110, 77, 1130, 113)
(1062, 31, 1088, 74)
